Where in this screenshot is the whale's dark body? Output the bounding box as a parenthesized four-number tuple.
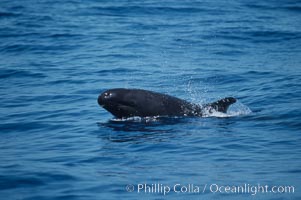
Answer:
(98, 88, 236, 118)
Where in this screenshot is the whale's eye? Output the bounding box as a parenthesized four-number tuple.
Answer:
(104, 92, 113, 98)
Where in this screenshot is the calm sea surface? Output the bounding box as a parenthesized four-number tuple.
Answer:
(0, 0, 301, 199)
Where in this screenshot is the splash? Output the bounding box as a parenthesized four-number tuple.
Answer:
(185, 77, 210, 105)
(110, 116, 165, 123)
(202, 101, 252, 118)
(184, 77, 251, 118)
(227, 101, 252, 116)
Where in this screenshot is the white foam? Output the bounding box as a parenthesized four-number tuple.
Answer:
(110, 116, 163, 122)
(205, 101, 252, 118)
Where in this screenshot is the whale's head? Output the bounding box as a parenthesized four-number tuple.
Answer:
(98, 88, 145, 118)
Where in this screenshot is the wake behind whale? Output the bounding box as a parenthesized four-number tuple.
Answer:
(98, 88, 238, 119)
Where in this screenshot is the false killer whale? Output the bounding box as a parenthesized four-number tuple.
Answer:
(98, 88, 236, 118)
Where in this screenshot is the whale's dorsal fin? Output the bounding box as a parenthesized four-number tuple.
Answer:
(207, 97, 236, 113)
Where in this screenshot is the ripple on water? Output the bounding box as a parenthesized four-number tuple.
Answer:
(0, 0, 301, 199)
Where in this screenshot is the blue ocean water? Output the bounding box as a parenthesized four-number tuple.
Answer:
(1, 0, 301, 199)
